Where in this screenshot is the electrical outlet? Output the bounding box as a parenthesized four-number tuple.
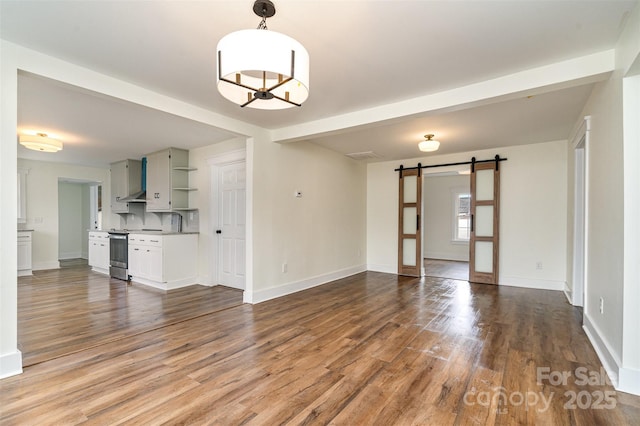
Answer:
(282, 263, 288, 273)
(536, 261, 543, 270)
(599, 297, 604, 314)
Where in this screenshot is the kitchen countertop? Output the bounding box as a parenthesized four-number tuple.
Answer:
(100, 229, 199, 235)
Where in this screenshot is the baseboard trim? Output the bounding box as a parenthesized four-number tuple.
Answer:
(250, 264, 367, 304)
(582, 313, 620, 386)
(130, 276, 198, 291)
(563, 282, 573, 304)
(498, 276, 565, 291)
(0, 350, 23, 379)
(59, 251, 82, 260)
(618, 367, 640, 395)
(366, 263, 396, 274)
(91, 266, 109, 275)
(32, 261, 60, 271)
(423, 252, 469, 262)
(197, 275, 214, 286)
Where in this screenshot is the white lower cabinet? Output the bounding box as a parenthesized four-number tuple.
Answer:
(128, 233, 198, 290)
(88, 231, 110, 274)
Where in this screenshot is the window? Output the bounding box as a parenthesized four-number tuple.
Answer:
(453, 192, 471, 241)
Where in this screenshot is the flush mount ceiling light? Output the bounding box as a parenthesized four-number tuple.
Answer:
(19, 133, 63, 152)
(418, 134, 440, 152)
(216, 0, 309, 109)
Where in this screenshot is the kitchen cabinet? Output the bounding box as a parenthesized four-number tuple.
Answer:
(88, 231, 110, 274)
(18, 230, 33, 276)
(110, 159, 143, 213)
(145, 148, 197, 212)
(128, 233, 198, 290)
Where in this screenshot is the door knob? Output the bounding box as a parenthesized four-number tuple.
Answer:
(216, 230, 222, 234)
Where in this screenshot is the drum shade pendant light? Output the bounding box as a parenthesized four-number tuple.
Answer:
(19, 133, 63, 152)
(216, 0, 309, 109)
(419, 134, 440, 152)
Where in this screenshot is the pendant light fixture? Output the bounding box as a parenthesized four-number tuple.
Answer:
(419, 134, 440, 152)
(19, 133, 63, 152)
(216, 0, 310, 109)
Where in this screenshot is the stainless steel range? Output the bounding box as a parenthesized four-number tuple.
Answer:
(108, 231, 129, 280)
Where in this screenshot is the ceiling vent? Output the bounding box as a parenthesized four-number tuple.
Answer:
(345, 151, 381, 161)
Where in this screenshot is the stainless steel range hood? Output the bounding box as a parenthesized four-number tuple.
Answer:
(119, 190, 146, 202)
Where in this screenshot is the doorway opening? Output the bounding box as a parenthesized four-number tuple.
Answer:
(422, 169, 470, 281)
(57, 178, 102, 263)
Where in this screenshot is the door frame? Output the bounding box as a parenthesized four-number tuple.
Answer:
(208, 147, 251, 299)
(570, 116, 590, 306)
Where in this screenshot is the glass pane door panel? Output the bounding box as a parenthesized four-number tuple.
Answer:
(403, 207, 417, 234)
(476, 169, 494, 201)
(402, 239, 416, 266)
(475, 241, 493, 273)
(475, 205, 494, 237)
(403, 176, 417, 203)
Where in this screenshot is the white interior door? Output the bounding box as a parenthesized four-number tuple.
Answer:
(217, 162, 246, 289)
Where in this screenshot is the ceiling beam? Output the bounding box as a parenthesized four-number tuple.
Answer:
(2, 41, 268, 140)
(270, 50, 615, 144)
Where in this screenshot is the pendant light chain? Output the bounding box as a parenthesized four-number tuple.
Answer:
(257, 12, 268, 29)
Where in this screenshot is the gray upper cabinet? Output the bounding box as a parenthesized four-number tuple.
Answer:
(110, 159, 142, 213)
(146, 148, 196, 212)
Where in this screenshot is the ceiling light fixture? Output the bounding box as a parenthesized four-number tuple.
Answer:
(419, 134, 440, 152)
(216, 0, 310, 109)
(19, 133, 63, 152)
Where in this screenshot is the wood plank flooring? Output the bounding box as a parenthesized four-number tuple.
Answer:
(424, 258, 469, 281)
(17, 261, 243, 366)
(2, 270, 639, 424)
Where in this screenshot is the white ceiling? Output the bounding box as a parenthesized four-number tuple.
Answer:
(1, 0, 636, 166)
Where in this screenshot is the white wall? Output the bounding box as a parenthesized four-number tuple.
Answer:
(367, 140, 568, 290)
(189, 137, 247, 286)
(571, 1, 640, 395)
(250, 139, 367, 302)
(18, 159, 112, 270)
(579, 76, 624, 353)
(0, 37, 21, 378)
(423, 174, 470, 262)
(619, 2, 640, 395)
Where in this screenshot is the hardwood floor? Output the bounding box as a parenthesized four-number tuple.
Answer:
(2, 270, 639, 424)
(424, 258, 469, 281)
(17, 261, 243, 366)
